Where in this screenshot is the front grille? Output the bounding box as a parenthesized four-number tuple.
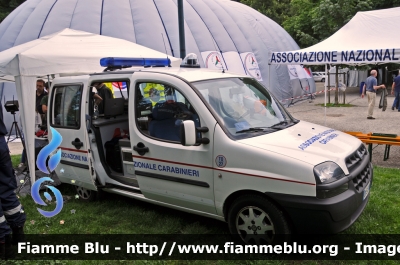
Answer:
(345, 144, 367, 170)
(346, 144, 371, 192)
(351, 163, 371, 191)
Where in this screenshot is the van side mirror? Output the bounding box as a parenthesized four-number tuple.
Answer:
(180, 120, 196, 146)
(180, 120, 210, 146)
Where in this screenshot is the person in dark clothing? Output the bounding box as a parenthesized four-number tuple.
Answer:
(93, 82, 113, 115)
(18, 79, 48, 170)
(40, 82, 51, 115)
(391, 70, 400, 111)
(0, 104, 26, 260)
(36, 79, 47, 116)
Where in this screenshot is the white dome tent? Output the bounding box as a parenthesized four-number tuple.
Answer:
(0, 0, 315, 131)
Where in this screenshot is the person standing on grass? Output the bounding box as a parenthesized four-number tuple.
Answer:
(391, 70, 400, 112)
(0, 101, 26, 260)
(35, 79, 47, 121)
(41, 82, 51, 116)
(361, 70, 385, 119)
(18, 79, 48, 170)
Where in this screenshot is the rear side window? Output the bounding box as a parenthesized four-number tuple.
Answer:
(51, 84, 82, 129)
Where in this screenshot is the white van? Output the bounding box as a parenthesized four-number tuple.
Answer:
(48, 57, 372, 244)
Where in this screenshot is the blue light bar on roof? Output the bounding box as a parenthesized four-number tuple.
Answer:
(100, 57, 171, 68)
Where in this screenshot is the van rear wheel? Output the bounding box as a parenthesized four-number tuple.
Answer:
(75, 186, 97, 201)
(228, 194, 290, 244)
(321, 78, 325, 82)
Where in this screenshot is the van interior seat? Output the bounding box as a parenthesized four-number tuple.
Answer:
(103, 97, 125, 118)
(149, 101, 200, 142)
(149, 102, 181, 141)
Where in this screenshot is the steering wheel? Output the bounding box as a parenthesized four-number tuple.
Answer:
(175, 110, 192, 120)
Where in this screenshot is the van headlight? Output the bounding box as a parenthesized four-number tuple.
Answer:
(313, 162, 345, 184)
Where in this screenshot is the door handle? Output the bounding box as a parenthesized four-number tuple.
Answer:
(71, 138, 84, 149)
(133, 142, 149, 156)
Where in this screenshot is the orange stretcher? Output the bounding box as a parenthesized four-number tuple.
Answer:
(345, 131, 400, 161)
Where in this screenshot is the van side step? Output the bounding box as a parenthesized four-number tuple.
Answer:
(101, 183, 141, 193)
(102, 187, 225, 222)
(102, 187, 145, 199)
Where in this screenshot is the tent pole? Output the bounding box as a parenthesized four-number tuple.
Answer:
(178, 0, 186, 59)
(268, 64, 271, 91)
(47, 75, 51, 91)
(324, 64, 327, 126)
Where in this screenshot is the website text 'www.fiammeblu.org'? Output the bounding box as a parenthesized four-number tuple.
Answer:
(168, 242, 400, 257)
(17, 241, 400, 257)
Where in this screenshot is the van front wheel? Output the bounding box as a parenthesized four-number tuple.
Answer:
(228, 194, 290, 244)
(75, 186, 97, 201)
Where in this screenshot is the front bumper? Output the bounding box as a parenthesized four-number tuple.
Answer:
(267, 159, 373, 234)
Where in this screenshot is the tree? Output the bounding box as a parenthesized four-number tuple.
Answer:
(238, 0, 291, 26)
(240, 0, 400, 48)
(283, 0, 375, 48)
(0, 0, 25, 23)
(312, 0, 373, 41)
(283, 0, 320, 48)
(373, 0, 400, 9)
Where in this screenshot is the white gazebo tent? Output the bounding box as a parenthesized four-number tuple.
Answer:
(269, 7, 400, 122)
(269, 7, 400, 66)
(0, 28, 181, 185)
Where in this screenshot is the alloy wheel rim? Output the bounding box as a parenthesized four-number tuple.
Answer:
(76, 186, 92, 199)
(235, 206, 275, 244)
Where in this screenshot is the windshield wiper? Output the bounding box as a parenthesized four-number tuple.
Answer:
(270, 121, 290, 129)
(236, 127, 271, 134)
(270, 121, 290, 128)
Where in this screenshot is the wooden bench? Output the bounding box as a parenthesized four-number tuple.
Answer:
(345, 131, 400, 161)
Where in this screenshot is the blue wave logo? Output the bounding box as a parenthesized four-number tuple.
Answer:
(32, 126, 63, 217)
(37, 127, 62, 174)
(31, 177, 63, 218)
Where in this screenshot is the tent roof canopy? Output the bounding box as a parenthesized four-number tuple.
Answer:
(269, 7, 400, 65)
(0, 28, 181, 77)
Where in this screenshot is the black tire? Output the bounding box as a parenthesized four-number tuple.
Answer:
(321, 78, 325, 82)
(75, 185, 98, 202)
(228, 194, 290, 244)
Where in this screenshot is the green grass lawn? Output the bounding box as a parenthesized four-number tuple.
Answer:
(17, 167, 400, 235)
(7, 155, 400, 264)
(11, 154, 22, 168)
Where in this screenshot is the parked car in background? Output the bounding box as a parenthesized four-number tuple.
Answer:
(313, 72, 326, 82)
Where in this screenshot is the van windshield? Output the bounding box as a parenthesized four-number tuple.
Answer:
(193, 78, 297, 139)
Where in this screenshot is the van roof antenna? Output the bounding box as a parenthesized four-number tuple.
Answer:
(161, 33, 171, 67)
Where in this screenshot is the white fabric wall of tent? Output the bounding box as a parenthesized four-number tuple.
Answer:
(347, 70, 368, 87)
(0, 0, 315, 133)
(325, 67, 368, 88)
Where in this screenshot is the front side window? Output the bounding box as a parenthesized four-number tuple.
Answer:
(51, 84, 82, 129)
(193, 78, 297, 139)
(135, 82, 200, 142)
